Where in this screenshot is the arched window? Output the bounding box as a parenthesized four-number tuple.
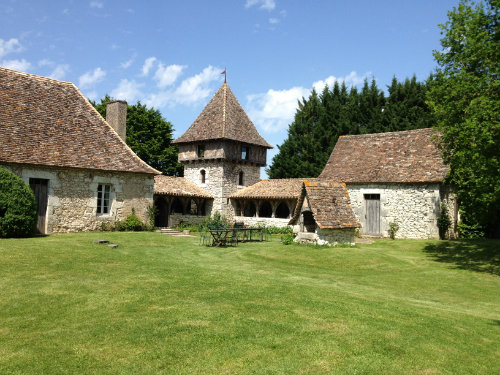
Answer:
(259, 201, 272, 218)
(200, 169, 206, 184)
(238, 171, 244, 186)
(276, 202, 290, 218)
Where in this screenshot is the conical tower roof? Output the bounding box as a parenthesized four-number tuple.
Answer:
(173, 83, 273, 148)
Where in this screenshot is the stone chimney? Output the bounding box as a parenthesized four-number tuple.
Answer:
(106, 100, 127, 141)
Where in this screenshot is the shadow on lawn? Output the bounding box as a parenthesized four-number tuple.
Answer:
(423, 240, 500, 276)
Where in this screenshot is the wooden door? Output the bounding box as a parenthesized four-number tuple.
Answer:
(29, 178, 49, 234)
(365, 194, 380, 235)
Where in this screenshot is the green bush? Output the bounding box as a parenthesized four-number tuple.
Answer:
(388, 220, 399, 240)
(0, 168, 37, 238)
(281, 233, 295, 245)
(203, 212, 230, 230)
(261, 225, 293, 235)
(437, 204, 452, 240)
(458, 222, 485, 239)
(115, 208, 147, 232)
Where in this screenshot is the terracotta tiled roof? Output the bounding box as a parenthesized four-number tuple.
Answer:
(173, 83, 273, 148)
(0, 67, 159, 175)
(319, 128, 448, 183)
(154, 175, 213, 199)
(289, 180, 360, 229)
(230, 178, 304, 200)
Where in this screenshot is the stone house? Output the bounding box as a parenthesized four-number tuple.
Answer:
(319, 129, 458, 239)
(288, 180, 360, 245)
(0, 67, 159, 234)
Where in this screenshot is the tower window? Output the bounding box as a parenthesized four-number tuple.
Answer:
(238, 171, 244, 186)
(241, 146, 249, 160)
(198, 145, 205, 158)
(200, 169, 206, 184)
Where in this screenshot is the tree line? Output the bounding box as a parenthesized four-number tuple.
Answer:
(267, 76, 435, 179)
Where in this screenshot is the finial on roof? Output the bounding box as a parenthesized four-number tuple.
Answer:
(221, 68, 226, 83)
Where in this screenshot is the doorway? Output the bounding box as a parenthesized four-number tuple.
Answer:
(29, 178, 49, 234)
(364, 194, 380, 235)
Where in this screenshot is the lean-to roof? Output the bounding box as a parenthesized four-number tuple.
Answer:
(154, 175, 213, 199)
(230, 178, 304, 200)
(289, 180, 360, 229)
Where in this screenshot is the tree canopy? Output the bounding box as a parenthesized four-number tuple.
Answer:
(427, 0, 500, 237)
(267, 76, 434, 179)
(92, 96, 183, 176)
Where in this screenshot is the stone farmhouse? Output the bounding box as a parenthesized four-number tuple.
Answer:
(0, 66, 456, 242)
(0, 67, 159, 234)
(157, 83, 457, 241)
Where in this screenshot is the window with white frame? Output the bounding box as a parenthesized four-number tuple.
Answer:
(97, 184, 111, 215)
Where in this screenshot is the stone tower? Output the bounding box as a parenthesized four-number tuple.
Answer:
(173, 82, 273, 219)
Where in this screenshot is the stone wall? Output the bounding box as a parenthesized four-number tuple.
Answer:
(169, 213, 207, 228)
(233, 216, 290, 228)
(2, 164, 154, 233)
(347, 183, 448, 239)
(184, 161, 260, 220)
(295, 228, 356, 246)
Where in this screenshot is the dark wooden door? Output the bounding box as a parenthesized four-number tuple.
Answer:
(29, 178, 49, 234)
(365, 194, 380, 235)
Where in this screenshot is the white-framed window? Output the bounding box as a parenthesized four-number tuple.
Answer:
(97, 184, 111, 215)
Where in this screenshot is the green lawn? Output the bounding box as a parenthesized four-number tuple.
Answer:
(0, 233, 499, 375)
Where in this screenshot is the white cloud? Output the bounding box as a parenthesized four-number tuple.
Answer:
(141, 57, 157, 76)
(78, 67, 106, 89)
(312, 71, 370, 92)
(38, 58, 53, 67)
(144, 65, 222, 108)
(120, 53, 136, 69)
(245, 0, 276, 11)
(85, 90, 99, 101)
(269, 17, 279, 24)
(247, 86, 309, 133)
(247, 71, 371, 133)
(49, 64, 70, 80)
(110, 79, 143, 102)
(174, 65, 221, 104)
(154, 63, 186, 88)
(0, 38, 23, 58)
(89, 1, 103, 9)
(1, 58, 31, 71)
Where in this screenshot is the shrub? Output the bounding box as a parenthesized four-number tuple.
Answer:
(146, 204, 158, 228)
(262, 225, 293, 235)
(0, 168, 37, 238)
(115, 208, 146, 231)
(281, 233, 295, 245)
(388, 220, 399, 240)
(458, 222, 485, 239)
(203, 212, 230, 230)
(437, 204, 452, 240)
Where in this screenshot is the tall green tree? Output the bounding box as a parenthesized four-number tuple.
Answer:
(384, 75, 436, 131)
(427, 0, 500, 237)
(92, 95, 183, 176)
(268, 76, 433, 179)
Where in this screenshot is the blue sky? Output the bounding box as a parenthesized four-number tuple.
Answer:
(1, 0, 457, 174)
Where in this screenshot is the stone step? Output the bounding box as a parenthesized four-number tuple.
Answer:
(157, 228, 192, 237)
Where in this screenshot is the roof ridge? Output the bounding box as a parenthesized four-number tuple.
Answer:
(340, 128, 435, 139)
(0, 66, 73, 85)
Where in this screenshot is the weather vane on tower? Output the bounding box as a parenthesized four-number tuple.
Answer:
(221, 68, 227, 83)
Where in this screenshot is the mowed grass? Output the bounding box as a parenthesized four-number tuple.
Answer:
(0, 233, 499, 375)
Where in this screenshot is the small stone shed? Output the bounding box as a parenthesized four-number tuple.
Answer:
(319, 128, 458, 239)
(153, 175, 213, 228)
(230, 178, 303, 227)
(289, 180, 360, 245)
(0, 67, 159, 234)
